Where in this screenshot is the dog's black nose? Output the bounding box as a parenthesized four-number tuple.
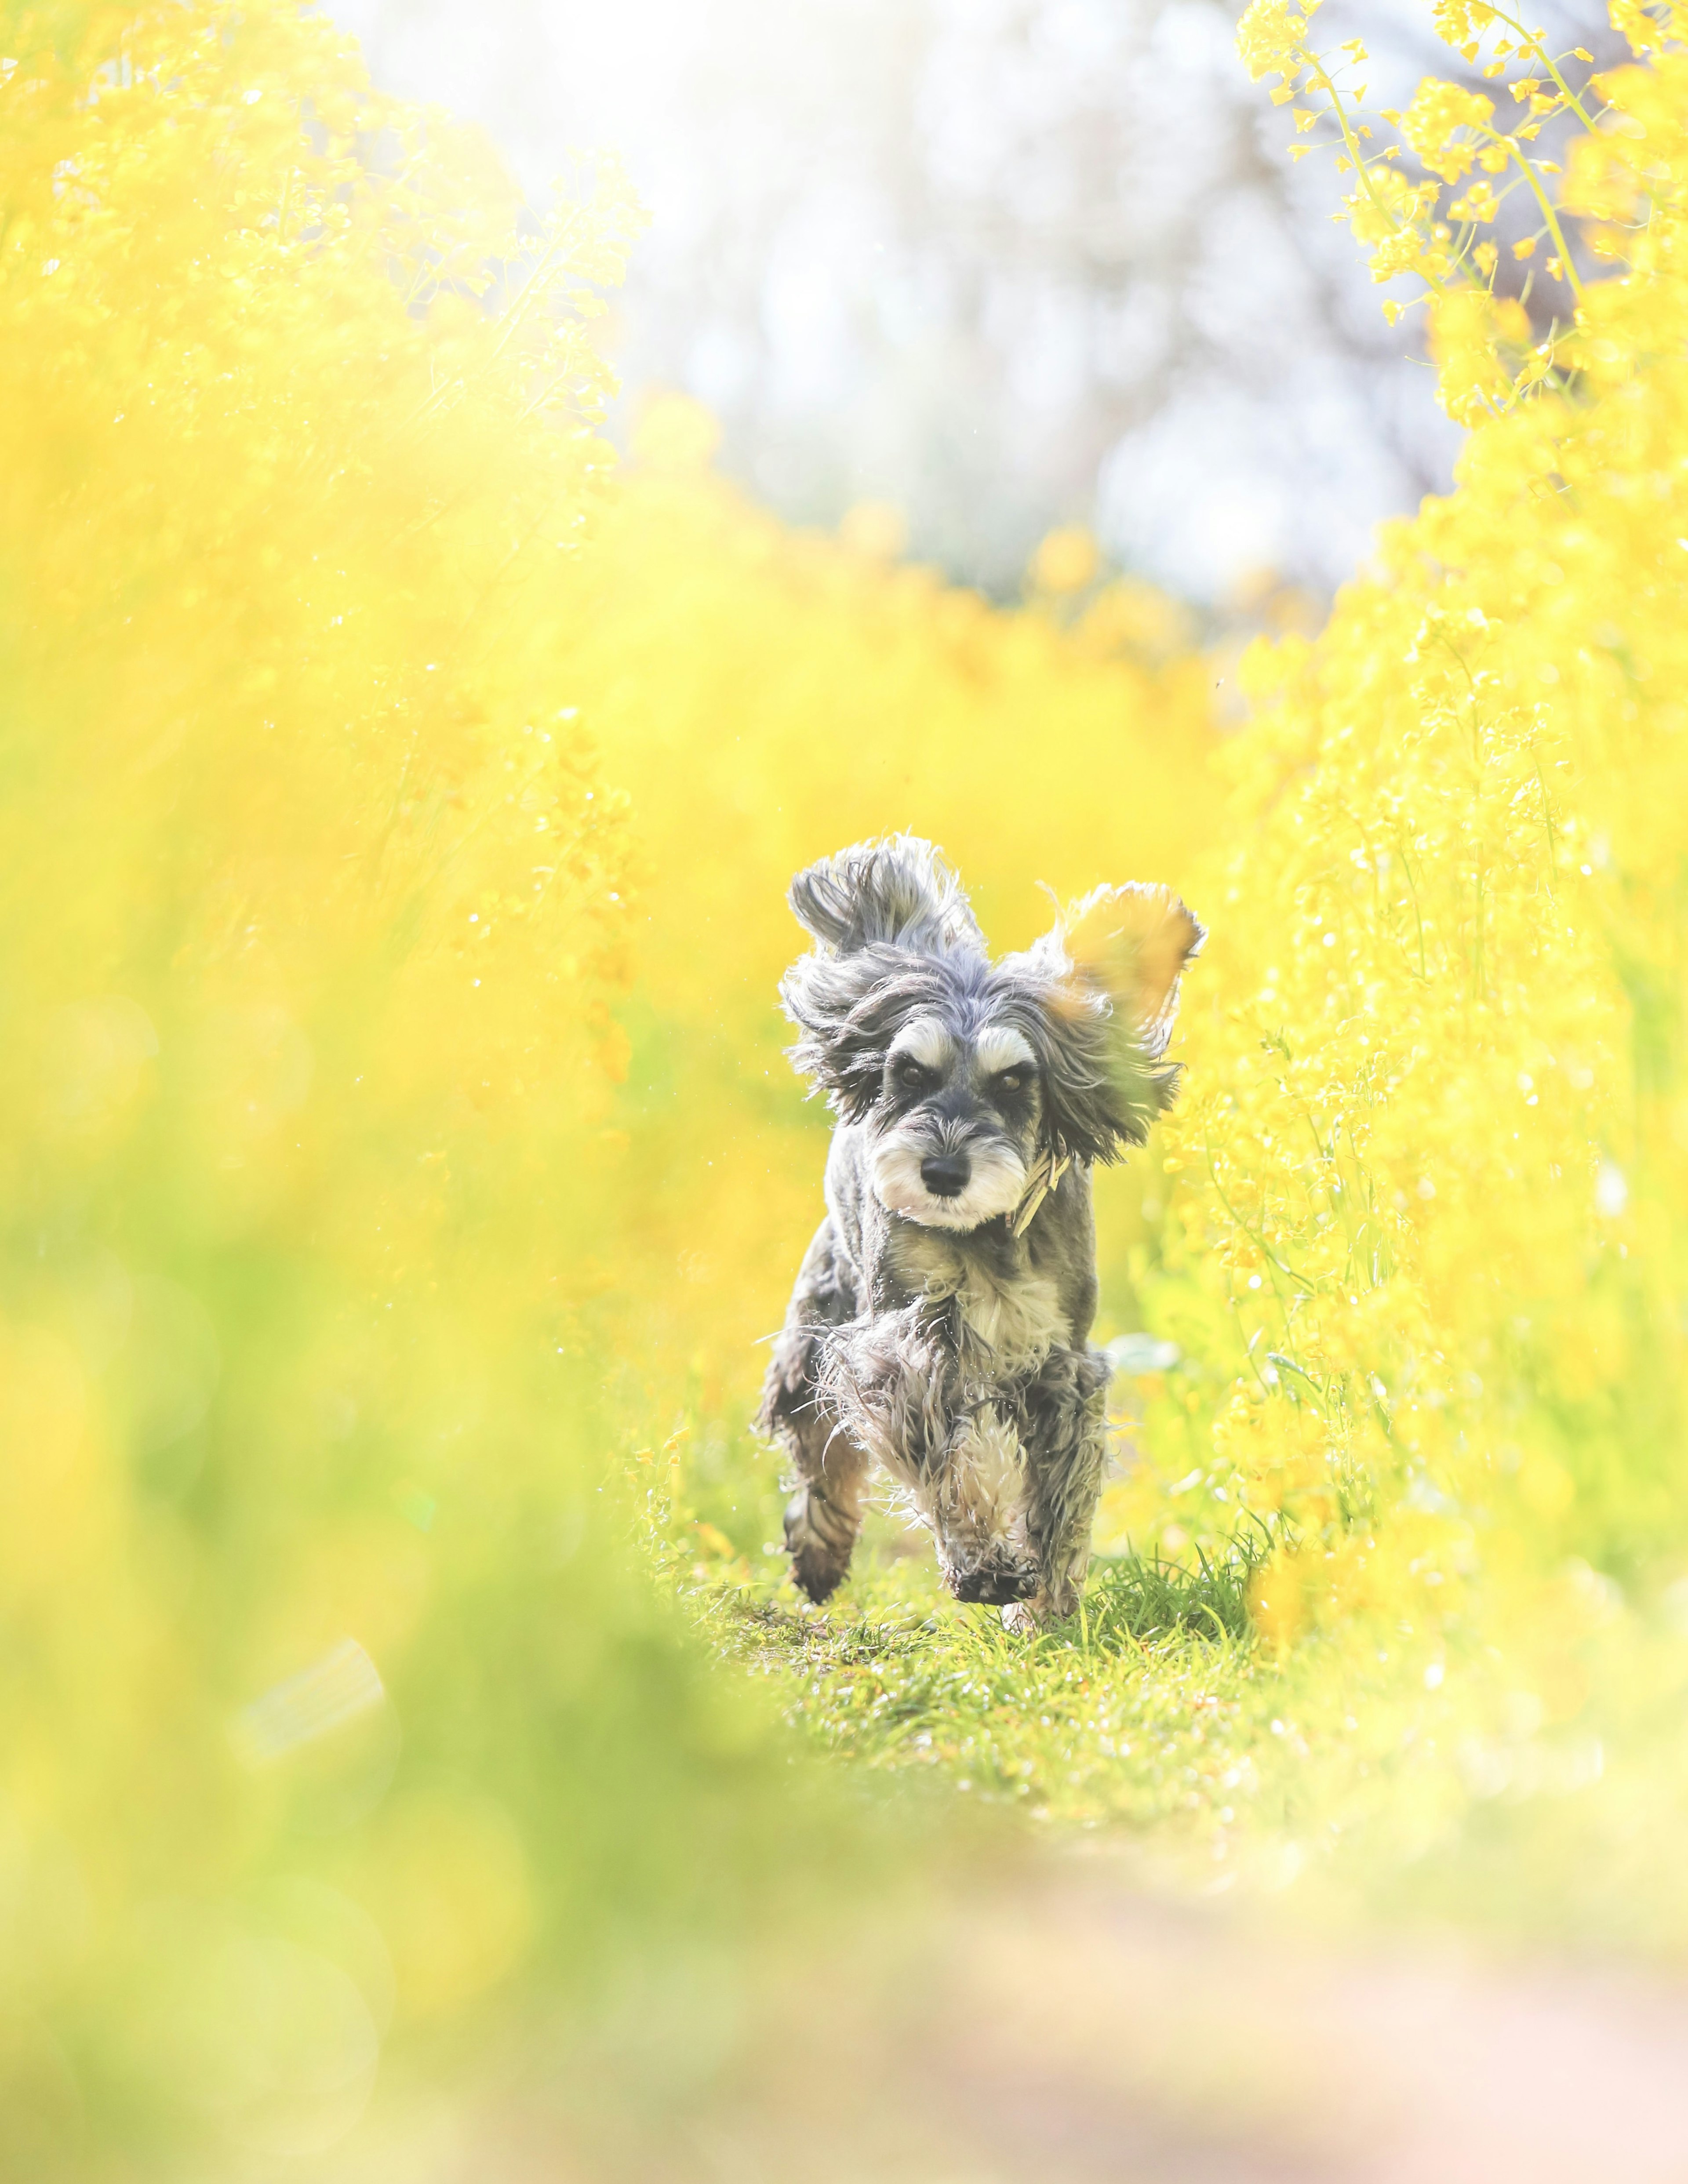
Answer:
(920, 1152, 971, 1198)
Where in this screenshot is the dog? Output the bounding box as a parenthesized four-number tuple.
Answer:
(757, 835, 1203, 1629)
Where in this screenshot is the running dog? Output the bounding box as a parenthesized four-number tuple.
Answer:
(757, 834, 1203, 1629)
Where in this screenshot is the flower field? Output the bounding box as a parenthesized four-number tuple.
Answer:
(669, 0, 1688, 1949)
(7, 0, 1688, 2169)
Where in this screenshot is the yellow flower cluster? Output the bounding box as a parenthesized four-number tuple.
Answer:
(0, 0, 703, 2151)
(1104, 6, 1688, 1674)
(1238, 0, 1639, 416)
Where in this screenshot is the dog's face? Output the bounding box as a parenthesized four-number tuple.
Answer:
(867, 1009, 1043, 1232)
(777, 836, 1205, 1226)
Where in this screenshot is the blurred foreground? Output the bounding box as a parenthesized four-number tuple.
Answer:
(320, 1871, 1688, 2183)
(7, 0, 1688, 2175)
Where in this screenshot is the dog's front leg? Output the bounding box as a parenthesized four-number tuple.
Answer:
(819, 1305, 957, 1487)
(766, 1317, 874, 1605)
(822, 1305, 1038, 1604)
(761, 1217, 870, 1604)
(1001, 1344, 1111, 1632)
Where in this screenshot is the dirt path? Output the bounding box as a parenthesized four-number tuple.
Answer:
(333, 1862, 1688, 2184)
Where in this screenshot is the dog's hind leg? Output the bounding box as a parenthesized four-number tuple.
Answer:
(1003, 1344, 1111, 1630)
(779, 1400, 871, 1606)
(758, 1219, 869, 1604)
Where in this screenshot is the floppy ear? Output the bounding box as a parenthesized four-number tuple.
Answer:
(788, 834, 985, 959)
(779, 953, 944, 1120)
(997, 881, 1204, 1163)
(1061, 882, 1205, 1061)
(779, 836, 983, 1116)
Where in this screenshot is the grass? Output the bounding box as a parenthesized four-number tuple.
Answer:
(640, 1414, 1688, 1957)
(653, 1428, 1285, 1855)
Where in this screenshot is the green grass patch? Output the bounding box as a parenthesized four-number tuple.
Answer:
(652, 1431, 1281, 1850)
(644, 1421, 1688, 1955)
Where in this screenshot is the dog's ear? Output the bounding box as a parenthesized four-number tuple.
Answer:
(780, 838, 983, 1117)
(788, 835, 984, 959)
(1061, 883, 1205, 1060)
(999, 882, 1204, 1163)
(779, 952, 939, 1120)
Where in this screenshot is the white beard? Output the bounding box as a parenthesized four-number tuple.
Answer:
(870, 1135, 1028, 1232)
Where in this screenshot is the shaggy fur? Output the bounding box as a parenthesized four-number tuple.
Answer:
(757, 835, 1204, 1628)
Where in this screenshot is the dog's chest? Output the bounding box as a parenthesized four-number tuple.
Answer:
(891, 1227, 1068, 1374)
(959, 1266, 1067, 1372)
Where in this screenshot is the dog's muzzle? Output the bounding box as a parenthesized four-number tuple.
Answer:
(919, 1151, 971, 1198)
(869, 1133, 1026, 1231)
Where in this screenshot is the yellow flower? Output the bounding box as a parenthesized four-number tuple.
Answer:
(1450, 178, 1499, 221)
(1431, 1, 1501, 47)
(1030, 524, 1101, 594)
(1237, 0, 1311, 82)
(1610, 0, 1666, 54)
(1400, 77, 1496, 181)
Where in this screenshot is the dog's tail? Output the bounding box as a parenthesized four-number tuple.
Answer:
(788, 834, 984, 959)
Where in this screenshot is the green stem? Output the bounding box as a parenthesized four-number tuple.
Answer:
(1394, 827, 1429, 978)
(487, 209, 584, 371)
(1204, 1150, 1319, 1296)
(1534, 749, 1560, 891)
(1491, 129, 1586, 299)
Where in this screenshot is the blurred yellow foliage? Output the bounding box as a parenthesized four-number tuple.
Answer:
(1029, 523, 1102, 594)
(1105, 8, 1688, 1694)
(563, 448, 1215, 1387)
(17, 0, 1688, 2161)
(0, 0, 833, 2162)
(837, 498, 910, 561)
(0, 0, 1215, 2161)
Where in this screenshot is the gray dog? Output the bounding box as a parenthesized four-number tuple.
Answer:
(757, 835, 1203, 1629)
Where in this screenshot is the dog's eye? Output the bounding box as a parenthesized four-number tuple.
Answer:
(896, 1059, 935, 1090)
(995, 1069, 1025, 1094)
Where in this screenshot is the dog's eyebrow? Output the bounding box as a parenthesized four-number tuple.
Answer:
(888, 1017, 953, 1070)
(974, 1025, 1036, 1075)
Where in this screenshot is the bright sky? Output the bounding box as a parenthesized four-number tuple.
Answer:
(334, 0, 1468, 601)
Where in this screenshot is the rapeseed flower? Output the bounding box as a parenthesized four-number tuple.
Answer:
(1104, 1, 1688, 1754)
(18, 0, 1688, 2160)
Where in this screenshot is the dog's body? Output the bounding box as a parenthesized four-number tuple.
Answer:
(758, 836, 1202, 1627)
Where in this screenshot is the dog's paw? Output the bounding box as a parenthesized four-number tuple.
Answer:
(1000, 1576, 1088, 1634)
(946, 1558, 1039, 1607)
(784, 1486, 855, 1603)
(789, 1543, 850, 1604)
